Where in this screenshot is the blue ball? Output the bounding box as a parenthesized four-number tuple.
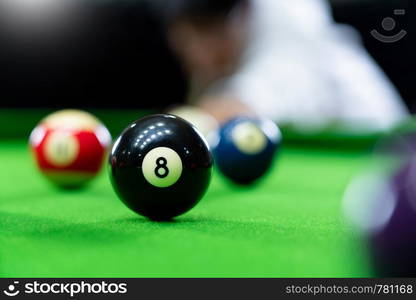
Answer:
(212, 117, 282, 184)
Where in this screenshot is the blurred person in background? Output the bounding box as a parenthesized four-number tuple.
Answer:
(161, 0, 409, 133)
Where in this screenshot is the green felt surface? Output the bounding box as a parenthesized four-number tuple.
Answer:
(0, 140, 374, 278)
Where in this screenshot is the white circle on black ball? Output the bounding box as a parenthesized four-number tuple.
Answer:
(232, 122, 267, 155)
(142, 147, 183, 188)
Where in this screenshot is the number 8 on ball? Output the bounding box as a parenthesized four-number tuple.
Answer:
(142, 147, 183, 188)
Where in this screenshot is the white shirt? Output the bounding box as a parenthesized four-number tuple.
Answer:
(229, 0, 409, 133)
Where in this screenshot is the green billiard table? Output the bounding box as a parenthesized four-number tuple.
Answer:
(0, 109, 379, 278)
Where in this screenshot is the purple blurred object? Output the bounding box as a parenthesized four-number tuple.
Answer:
(369, 158, 416, 277)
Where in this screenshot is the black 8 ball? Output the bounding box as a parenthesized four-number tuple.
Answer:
(109, 114, 213, 220)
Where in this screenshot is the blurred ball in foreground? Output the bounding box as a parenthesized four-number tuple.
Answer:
(29, 109, 112, 188)
(343, 154, 416, 277)
(212, 117, 281, 184)
(369, 161, 416, 277)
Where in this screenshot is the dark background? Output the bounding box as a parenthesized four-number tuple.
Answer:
(0, 0, 188, 109)
(0, 0, 414, 112)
